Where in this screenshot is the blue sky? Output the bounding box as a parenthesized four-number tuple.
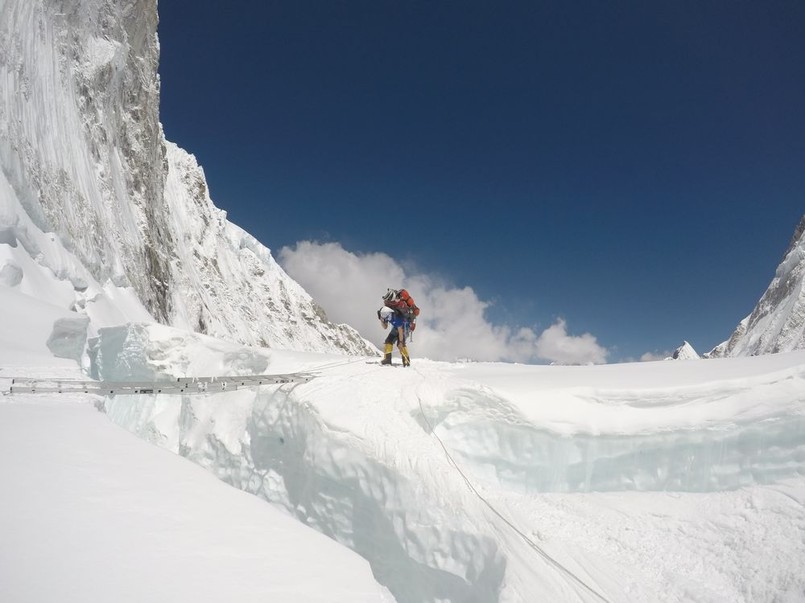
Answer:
(158, 1, 805, 362)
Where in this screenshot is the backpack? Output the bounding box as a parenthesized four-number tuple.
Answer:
(383, 288, 420, 329)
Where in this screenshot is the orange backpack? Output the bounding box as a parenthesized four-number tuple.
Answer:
(384, 289, 421, 327)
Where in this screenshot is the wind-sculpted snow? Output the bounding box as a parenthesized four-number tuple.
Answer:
(104, 377, 512, 602)
(432, 386, 805, 493)
(88, 322, 272, 382)
(99, 334, 805, 602)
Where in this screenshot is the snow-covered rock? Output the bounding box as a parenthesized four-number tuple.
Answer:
(711, 216, 805, 357)
(668, 340, 700, 360)
(0, 0, 373, 357)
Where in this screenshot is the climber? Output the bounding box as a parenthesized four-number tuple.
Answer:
(377, 290, 416, 366)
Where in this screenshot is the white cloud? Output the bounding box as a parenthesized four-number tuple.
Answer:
(534, 318, 609, 365)
(278, 241, 609, 364)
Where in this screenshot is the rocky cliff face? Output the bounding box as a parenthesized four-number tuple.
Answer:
(1, 0, 168, 313)
(161, 141, 374, 353)
(710, 216, 805, 357)
(0, 0, 373, 356)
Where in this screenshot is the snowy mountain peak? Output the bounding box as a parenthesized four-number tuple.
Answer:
(670, 340, 700, 360)
(710, 215, 805, 357)
(0, 0, 374, 357)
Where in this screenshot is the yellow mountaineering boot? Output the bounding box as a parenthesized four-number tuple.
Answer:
(400, 346, 411, 367)
(381, 343, 393, 365)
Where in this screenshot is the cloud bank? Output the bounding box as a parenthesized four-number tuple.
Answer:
(279, 241, 609, 364)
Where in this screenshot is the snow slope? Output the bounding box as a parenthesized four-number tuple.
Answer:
(0, 398, 394, 603)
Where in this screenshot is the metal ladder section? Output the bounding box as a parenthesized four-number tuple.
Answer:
(6, 372, 314, 395)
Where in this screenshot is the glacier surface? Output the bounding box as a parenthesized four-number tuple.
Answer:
(86, 324, 805, 602)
